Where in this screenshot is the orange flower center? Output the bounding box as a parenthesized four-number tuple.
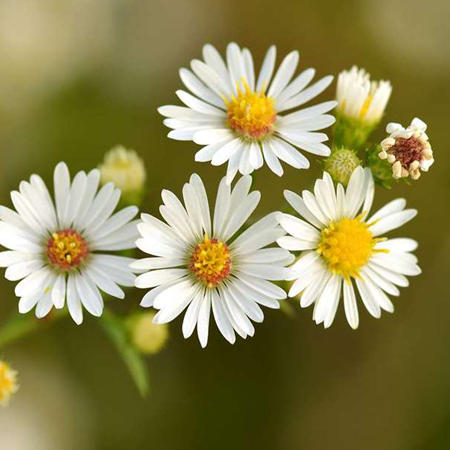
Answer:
(46, 229, 89, 270)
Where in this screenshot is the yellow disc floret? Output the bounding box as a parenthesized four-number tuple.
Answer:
(225, 80, 276, 140)
(0, 361, 18, 407)
(190, 235, 232, 288)
(46, 229, 89, 271)
(359, 94, 373, 120)
(317, 216, 387, 282)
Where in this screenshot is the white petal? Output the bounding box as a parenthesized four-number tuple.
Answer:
(262, 141, 283, 176)
(211, 138, 242, 166)
(153, 282, 198, 324)
(135, 268, 188, 289)
(355, 278, 381, 318)
(343, 280, 359, 329)
(278, 76, 334, 112)
(197, 290, 212, 348)
(5, 260, 44, 281)
(369, 209, 417, 236)
(256, 45, 276, 92)
(368, 198, 406, 223)
(345, 166, 366, 218)
(193, 129, 233, 146)
(212, 289, 236, 344)
(53, 162, 70, 228)
(189, 174, 212, 236)
(268, 50, 299, 99)
(35, 292, 53, 319)
(67, 274, 83, 325)
(179, 67, 224, 108)
(51, 274, 66, 309)
(283, 190, 322, 229)
(182, 289, 204, 338)
(76, 273, 103, 317)
(236, 272, 286, 299)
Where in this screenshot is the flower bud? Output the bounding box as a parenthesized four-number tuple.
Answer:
(324, 147, 361, 186)
(99, 146, 147, 206)
(334, 66, 392, 149)
(128, 312, 169, 355)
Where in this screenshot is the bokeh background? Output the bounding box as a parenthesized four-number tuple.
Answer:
(0, 0, 449, 449)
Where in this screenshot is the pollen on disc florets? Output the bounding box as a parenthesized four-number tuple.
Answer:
(46, 229, 89, 271)
(379, 118, 434, 180)
(190, 235, 232, 288)
(317, 216, 387, 282)
(0, 361, 18, 407)
(225, 80, 276, 140)
(324, 147, 361, 186)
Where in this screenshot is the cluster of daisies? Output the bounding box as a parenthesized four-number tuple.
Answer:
(0, 42, 433, 356)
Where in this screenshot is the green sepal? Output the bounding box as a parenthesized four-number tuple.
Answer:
(333, 112, 379, 150)
(365, 144, 394, 189)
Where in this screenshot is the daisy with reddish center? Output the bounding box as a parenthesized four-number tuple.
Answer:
(132, 174, 292, 347)
(0, 162, 139, 324)
(379, 118, 434, 180)
(159, 42, 337, 183)
(277, 167, 421, 329)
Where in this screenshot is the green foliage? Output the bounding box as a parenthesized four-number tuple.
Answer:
(99, 309, 150, 398)
(365, 144, 394, 189)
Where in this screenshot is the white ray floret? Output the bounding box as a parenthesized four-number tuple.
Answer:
(159, 42, 337, 183)
(132, 174, 292, 347)
(0, 162, 140, 324)
(277, 167, 420, 329)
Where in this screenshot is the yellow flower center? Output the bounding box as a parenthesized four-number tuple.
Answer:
(190, 235, 232, 288)
(46, 229, 89, 271)
(225, 80, 276, 140)
(317, 216, 387, 282)
(0, 361, 18, 406)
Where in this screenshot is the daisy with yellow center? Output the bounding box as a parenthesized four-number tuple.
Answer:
(0, 360, 18, 406)
(277, 167, 421, 329)
(0, 162, 140, 324)
(159, 42, 337, 183)
(132, 174, 292, 347)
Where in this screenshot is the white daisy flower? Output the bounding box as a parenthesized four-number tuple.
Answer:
(336, 66, 392, 124)
(379, 117, 434, 180)
(0, 162, 140, 324)
(132, 174, 292, 347)
(158, 42, 337, 183)
(277, 167, 421, 329)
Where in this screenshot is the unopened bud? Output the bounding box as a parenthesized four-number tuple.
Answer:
(128, 312, 169, 355)
(324, 147, 361, 186)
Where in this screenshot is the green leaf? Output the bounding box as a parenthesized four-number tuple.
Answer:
(99, 309, 150, 397)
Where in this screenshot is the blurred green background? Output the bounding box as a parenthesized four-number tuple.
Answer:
(0, 0, 449, 449)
